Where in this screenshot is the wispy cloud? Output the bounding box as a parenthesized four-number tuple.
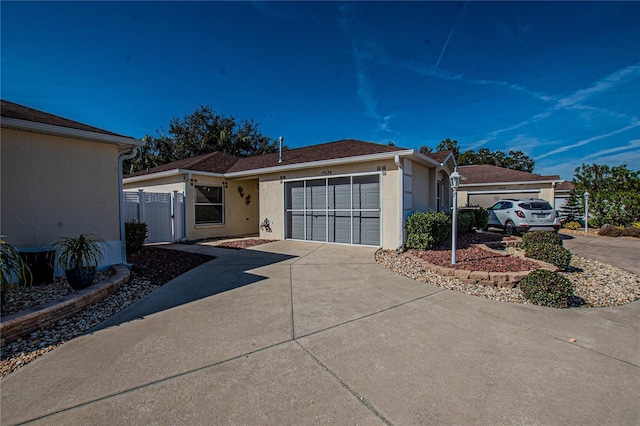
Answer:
(466, 111, 552, 150)
(580, 139, 640, 162)
(536, 122, 640, 160)
(556, 63, 640, 109)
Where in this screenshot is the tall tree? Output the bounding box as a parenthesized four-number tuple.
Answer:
(569, 163, 640, 227)
(420, 139, 535, 172)
(125, 105, 279, 173)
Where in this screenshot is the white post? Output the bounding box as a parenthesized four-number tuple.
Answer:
(451, 189, 458, 265)
(584, 191, 589, 233)
(450, 169, 461, 265)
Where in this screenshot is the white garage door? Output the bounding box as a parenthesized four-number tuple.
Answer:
(285, 174, 381, 246)
(468, 191, 539, 208)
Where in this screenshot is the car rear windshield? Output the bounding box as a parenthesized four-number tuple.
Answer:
(519, 201, 553, 210)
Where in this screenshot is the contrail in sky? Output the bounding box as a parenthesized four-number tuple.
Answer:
(435, 1, 469, 69)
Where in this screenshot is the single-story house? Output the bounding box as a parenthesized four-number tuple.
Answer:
(455, 164, 564, 208)
(554, 180, 575, 212)
(123, 140, 456, 249)
(1, 100, 143, 273)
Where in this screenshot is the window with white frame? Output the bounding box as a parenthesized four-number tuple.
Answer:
(195, 185, 224, 224)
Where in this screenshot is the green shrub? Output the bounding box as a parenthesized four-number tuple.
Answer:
(125, 220, 149, 255)
(598, 224, 623, 237)
(520, 270, 574, 308)
(457, 211, 475, 235)
(406, 211, 451, 250)
(473, 207, 489, 230)
(563, 221, 582, 230)
(525, 243, 572, 271)
(632, 221, 640, 229)
(520, 231, 563, 251)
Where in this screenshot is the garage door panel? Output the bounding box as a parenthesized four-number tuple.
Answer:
(285, 175, 381, 246)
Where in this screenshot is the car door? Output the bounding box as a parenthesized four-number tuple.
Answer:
(487, 202, 503, 226)
(494, 201, 514, 226)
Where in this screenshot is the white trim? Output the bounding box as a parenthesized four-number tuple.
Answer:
(123, 168, 225, 184)
(461, 179, 561, 187)
(467, 189, 539, 195)
(225, 150, 414, 178)
(0, 117, 142, 148)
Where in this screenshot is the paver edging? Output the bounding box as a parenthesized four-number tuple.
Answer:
(0, 265, 131, 346)
(403, 244, 557, 288)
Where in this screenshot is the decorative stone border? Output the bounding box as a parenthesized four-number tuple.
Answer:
(0, 265, 131, 346)
(404, 243, 557, 289)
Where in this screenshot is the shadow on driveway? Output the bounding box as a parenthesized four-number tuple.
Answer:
(90, 249, 296, 332)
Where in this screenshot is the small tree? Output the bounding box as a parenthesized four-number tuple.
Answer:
(570, 163, 640, 227)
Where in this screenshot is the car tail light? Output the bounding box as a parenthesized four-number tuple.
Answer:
(515, 210, 525, 218)
(555, 211, 559, 218)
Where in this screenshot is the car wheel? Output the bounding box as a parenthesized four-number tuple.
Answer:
(504, 220, 518, 236)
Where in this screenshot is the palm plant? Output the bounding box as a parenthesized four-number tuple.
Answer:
(1, 236, 32, 292)
(52, 234, 105, 272)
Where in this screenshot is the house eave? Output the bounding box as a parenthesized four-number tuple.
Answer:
(0, 117, 143, 150)
(224, 149, 416, 178)
(123, 168, 226, 184)
(461, 179, 563, 187)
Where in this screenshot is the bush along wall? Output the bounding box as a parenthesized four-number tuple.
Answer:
(520, 231, 563, 252)
(406, 211, 451, 250)
(125, 220, 149, 256)
(457, 211, 475, 235)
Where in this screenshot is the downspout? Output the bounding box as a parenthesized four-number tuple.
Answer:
(118, 148, 138, 265)
(394, 155, 404, 251)
(178, 172, 192, 242)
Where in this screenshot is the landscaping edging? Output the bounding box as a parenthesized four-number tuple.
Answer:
(404, 244, 557, 288)
(0, 265, 131, 346)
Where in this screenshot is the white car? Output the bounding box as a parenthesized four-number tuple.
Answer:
(486, 198, 561, 235)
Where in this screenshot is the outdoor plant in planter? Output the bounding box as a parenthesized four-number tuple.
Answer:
(52, 234, 106, 290)
(1, 236, 32, 309)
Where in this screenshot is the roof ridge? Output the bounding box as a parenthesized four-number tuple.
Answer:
(184, 151, 239, 171)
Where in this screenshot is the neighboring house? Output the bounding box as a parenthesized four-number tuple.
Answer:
(456, 164, 564, 208)
(123, 139, 456, 249)
(0, 100, 143, 272)
(554, 180, 575, 213)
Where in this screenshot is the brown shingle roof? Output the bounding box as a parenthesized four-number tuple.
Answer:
(125, 139, 451, 179)
(425, 150, 452, 164)
(459, 164, 560, 185)
(1, 99, 127, 137)
(126, 152, 240, 177)
(556, 180, 575, 191)
(226, 139, 407, 173)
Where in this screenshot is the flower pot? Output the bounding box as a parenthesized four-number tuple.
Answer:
(65, 268, 96, 290)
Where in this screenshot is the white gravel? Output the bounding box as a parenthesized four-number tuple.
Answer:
(376, 248, 640, 308)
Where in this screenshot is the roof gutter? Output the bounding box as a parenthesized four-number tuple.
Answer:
(460, 179, 563, 187)
(124, 168, 225, 184)
(118, 148, 139, 266)
(224, 149, 415, 178)
(1, 117, 143, 147)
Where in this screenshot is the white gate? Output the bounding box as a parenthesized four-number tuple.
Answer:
(124, 190, 185, 243)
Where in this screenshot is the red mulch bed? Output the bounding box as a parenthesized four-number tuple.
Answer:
(216, 239, 277, 249)
(411, 232, 541, 272)
(128, 247, 214, 283)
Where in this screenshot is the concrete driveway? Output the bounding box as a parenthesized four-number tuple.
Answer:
(1, 240, 639, 425)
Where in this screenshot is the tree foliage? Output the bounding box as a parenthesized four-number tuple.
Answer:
(419, 139, 535, 172)
(125, 105, 279, 174)
(569, 163, 640, 227)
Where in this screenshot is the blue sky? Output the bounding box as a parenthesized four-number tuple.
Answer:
(2, 1, 639, 180)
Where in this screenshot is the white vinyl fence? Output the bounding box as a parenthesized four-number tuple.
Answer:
(124, 190, 185, 243)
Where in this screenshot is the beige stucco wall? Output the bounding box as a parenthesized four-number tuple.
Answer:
(457, 182, 555, 208)
(1, 128, 120, 249)
(124, 174, 259, 241)
(256, 159, 401, 249)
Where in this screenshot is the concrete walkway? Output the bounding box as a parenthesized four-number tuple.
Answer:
(560, 230, 640, 275)
(1, 241, 639, 425)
